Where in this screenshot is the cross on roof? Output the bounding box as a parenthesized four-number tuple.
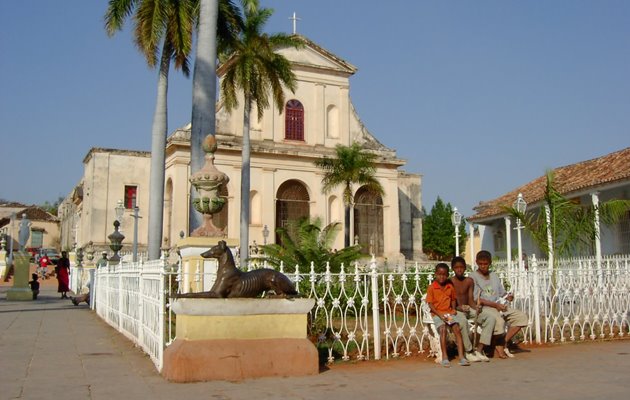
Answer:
(289, 12, 301, 34)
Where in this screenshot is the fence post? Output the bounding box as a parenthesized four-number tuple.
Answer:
(532, 255, 542, 344)
(138, 260, 144, 351)
(370, 255, 381, 360)
(158, 259, 166, 371)
(89, 268, 96, 310)
(118, 264, 123, 332)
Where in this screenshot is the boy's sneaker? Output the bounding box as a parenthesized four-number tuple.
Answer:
(466, 352, 481, 362)
(475, 351, 490, 362)
(504, 348, 516, 358)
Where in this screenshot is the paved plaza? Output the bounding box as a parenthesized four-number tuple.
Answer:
(1, 284, 629, 400)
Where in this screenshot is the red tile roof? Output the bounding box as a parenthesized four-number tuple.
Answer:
(470, 147, 630, 222)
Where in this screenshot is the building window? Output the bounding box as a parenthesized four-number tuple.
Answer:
(31, 230, 44, 248)
(285, 99, 304, 141)
(124, 185, 137, 209)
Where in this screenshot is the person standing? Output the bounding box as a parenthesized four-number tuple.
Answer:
(56, 251, 70, 299)
(38, 252, 51, 279)
(29, 273, 40, 300)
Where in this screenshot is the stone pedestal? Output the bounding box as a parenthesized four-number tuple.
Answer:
(162, 298, 318, 382)
(177, 237, 238, 293)
(7, 252, 32, 301)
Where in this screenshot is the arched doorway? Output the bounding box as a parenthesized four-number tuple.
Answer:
(354, 187, 384, 255)
(275, 180, 310, 244)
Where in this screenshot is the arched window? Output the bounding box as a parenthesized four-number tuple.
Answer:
(285, 99, 304, 141)
(275, 180, 310, 244)
(354, 187, 384, 256)
(327, 105, 339, 138)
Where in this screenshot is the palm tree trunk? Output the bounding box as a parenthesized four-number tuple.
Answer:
(344, 204, 351, 247)
(147, 44, 171, 260)
(240, 98, 251, 266)
(190, 0, 219, 234)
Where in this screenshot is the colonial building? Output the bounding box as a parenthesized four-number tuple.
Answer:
(60, 35, 423, 262)
(469, 147, 630, 258)
(58, 149, 151, 253)
(0, 202, 60, 252)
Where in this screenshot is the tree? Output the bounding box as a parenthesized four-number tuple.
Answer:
(219, 0, 302, 266)
(422, 197, 468, 260)
(106, 1, 241, 253)
(105, 0, 195, 259)
(505, 171, 630, 259)
(314, 142, 384, 248)
(39, 196, 65, 216)
(260, 217, 362, 274)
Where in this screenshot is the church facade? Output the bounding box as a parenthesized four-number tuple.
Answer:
(60, 36, 423, 262)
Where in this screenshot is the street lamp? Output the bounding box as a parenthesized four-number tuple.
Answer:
(115, 199, 125, 224)
(262, 224, 269, 245)
(513, 193, 527, 270)
(131, 206, 142, 263)
(451, 207, 463, 256)
(8, 212, 16, 266)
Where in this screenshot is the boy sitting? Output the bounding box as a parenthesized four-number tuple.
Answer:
(450, 256, 494, 362)
(471, 250, 529, 358)
(426, 263, 470, 367)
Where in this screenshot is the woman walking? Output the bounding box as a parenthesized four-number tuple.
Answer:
(56, 251, 70, 299)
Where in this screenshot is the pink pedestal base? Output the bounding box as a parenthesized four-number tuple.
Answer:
(162, 338, 318, 382)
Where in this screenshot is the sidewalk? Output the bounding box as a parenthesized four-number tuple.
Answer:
(1, 285, 629, 400)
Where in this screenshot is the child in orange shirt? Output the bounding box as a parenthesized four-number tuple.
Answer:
(426, 263, 470, 367)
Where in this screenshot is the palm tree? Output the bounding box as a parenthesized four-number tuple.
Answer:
(315, 143, 385, 248)
(260, 217, 362, 274)
(190, 0, 220, 234)
(218, 0, 302, 266)
(106, 0, 241, 254)
(105, 0, 194, 259)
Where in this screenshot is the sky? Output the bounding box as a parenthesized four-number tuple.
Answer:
(1, 1, 629, 219)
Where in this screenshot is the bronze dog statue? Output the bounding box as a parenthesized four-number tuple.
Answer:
(177, 240, 298, 298)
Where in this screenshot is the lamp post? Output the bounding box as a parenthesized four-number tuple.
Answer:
(131, 206, 142, 263)
(451, 207, 462, 256)
(262, 224, 269, 245)
(8, 212, 15, 266)
(513, 193, 527, 270)
(115, 199, 125, 226)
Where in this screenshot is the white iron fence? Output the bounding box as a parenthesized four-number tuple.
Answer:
(86, 254, 630, 371)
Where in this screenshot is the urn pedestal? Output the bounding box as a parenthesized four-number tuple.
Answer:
(162, 298, 318, 382)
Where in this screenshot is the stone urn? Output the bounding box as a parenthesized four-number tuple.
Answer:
(189, 134, 230, 237)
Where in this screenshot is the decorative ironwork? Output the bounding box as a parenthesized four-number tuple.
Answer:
(89, 254, 630, 372)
